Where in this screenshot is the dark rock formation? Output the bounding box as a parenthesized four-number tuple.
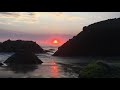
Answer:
(78, 61, 120, 78)
(0, 62, 3, 66)
(0, 40, 44, 53)
(4, 51, 43, 65)
(6, 64, 38, 73)
(44, 49, 55, 53)
(0, 42, 2, 51)
(53, 18, 120, 57)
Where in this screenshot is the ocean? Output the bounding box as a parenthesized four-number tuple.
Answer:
(0, 46, 106, 78)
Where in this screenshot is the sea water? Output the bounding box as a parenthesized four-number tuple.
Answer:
(0, 46, 96, 78)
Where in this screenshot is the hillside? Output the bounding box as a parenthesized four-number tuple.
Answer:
(53, 18, 120, 57)
(0, 40, 44, 53)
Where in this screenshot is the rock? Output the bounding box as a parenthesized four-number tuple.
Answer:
(49, 49, 55, 51)
(0, 42, 2, 51)
(53, 18, 120, 57)
(4, 51, 43, 65)
(78, 61, 119, 78)
(6, 64, 38, 73)
(44, 49, 55, 53)
(0, 40, 44, 53)
(0, 62, 3, 66)
(44, 50, 51, 53)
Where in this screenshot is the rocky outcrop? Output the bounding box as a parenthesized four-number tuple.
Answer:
(6, 64, 38, 73)
(4, 51, 43, 65)
(44, 49, 55, 53)
(0, 63, 3, 66)
(0, 40, 44, 53)
(78, 61, 120, 78)
(53, 18, 120, 57)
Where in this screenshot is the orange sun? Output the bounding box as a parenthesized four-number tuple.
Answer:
(53, 40, 59, 44)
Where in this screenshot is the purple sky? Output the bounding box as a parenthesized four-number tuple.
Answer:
(0, 12, 120, 46)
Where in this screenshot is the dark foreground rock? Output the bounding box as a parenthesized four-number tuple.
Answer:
(53, 18, 120, 57)
(6, 64, 38, 73)
(4, 51, 43, 65)
(44, 49, 55, 53)
(0, 63, 3, 66)
(0, 40, 44, 53)
(78, 61, 120, 78)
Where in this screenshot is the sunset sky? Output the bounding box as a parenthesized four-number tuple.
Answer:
(0, 12, 120, 46)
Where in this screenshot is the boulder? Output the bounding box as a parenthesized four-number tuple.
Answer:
(4, 51, 43, 65)
(78, 61, 120, 78)
(44, 49, 55, 53)
(6, 64, 38, 73)
(0, 62, 3, 66)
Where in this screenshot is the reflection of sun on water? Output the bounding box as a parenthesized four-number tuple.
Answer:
(50, 60, 58, 78)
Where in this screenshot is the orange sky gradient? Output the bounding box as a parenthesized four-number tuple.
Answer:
(0, 12, 120, 47)
(36, 36, 67, 46)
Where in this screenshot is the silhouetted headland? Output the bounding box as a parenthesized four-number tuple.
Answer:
(4, 50, 43, 65)
(0, 39, 44, 53)
(53, 18, 120, 57)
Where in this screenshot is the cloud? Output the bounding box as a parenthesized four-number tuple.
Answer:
(0, 12, 20, 17)
(47, 12, 63, 16)
(45, 12, 85, 20)
(0, 21, 12, 25)
(0, 28, 74, 46)
(0, 12, 39, 24)
(67, 16, 85, 20)
(0, 12, 85, 25)
(0, 12, 82, 20)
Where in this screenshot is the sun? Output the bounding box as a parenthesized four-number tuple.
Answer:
(53, 40, 59, 44)
(50, 38, 62, 46)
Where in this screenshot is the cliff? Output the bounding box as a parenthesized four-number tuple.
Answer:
(53, 18, 120, 57)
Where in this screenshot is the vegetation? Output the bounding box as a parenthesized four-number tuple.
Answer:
(79, 60, 120, 78)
